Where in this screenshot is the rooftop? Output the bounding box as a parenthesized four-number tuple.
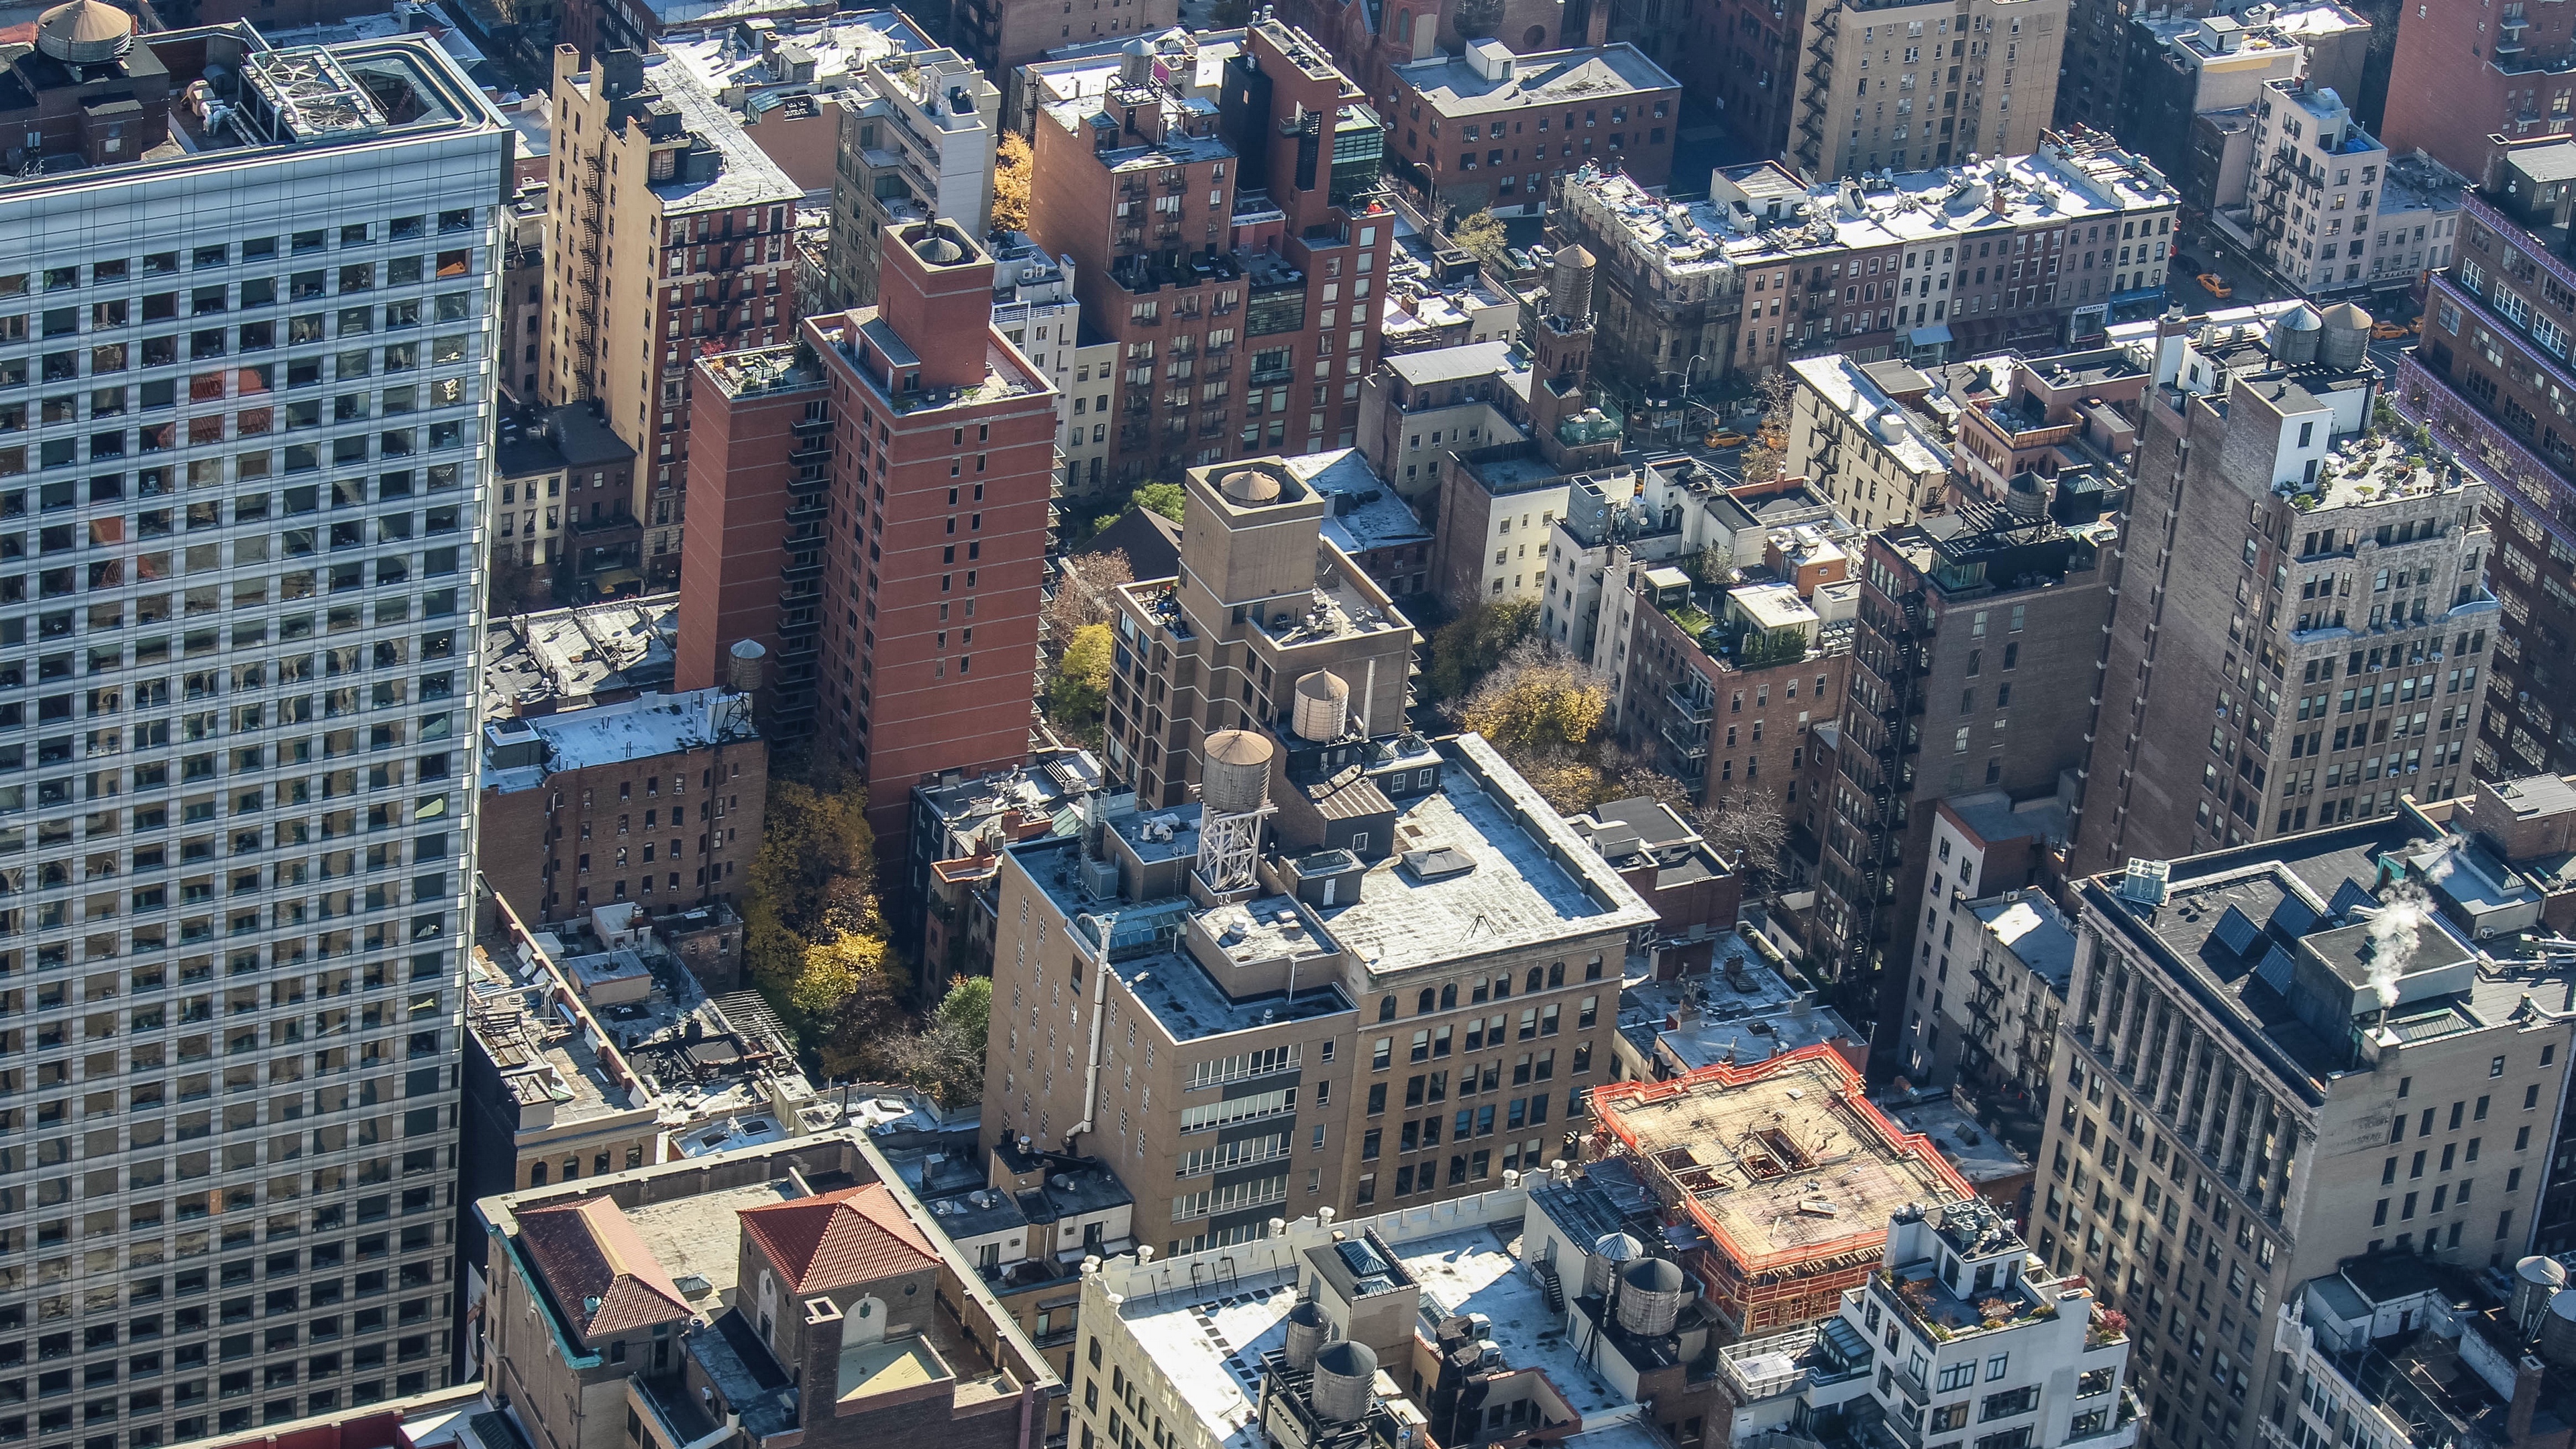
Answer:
(572, 53, 802, 211)
(699, 342, 826, 400)
(482, 688, 757, 793)
(1972, 893, 2079, 994)
(482, 594, 682, 718)
(1283, 449, 1434, 559)
(1560, 130, 2174, 282)
(469, 900, 822, 1140)
(1614, 938, 1864, 1070)
(1303, 736, 1654, 973)
(3, 25, 504, 193)
(1099, 1195, 1664, 1449)
(653, 11, 939, 101)
(1872, 1091, 2031, 1187)
(1592, 1048, 1972, 1272)
(2084, 808, 2576, 1103)
(1393, 42, 1677, 117)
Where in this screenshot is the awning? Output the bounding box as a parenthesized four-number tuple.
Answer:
(1909, 324, 1953, 346)
(2110, 286, 2168, 306)
(590, 568, 643, 593)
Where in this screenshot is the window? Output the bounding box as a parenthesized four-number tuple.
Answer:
(1984, 1354, 2009, 1381)
(2493, 1055, 2508, 1078)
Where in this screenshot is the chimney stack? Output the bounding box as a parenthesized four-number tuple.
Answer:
(800, 1296, 847, 1423)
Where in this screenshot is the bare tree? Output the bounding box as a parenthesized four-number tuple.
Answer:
(1043, 549, 1133, 654)
(1696, 785, 1788, 889)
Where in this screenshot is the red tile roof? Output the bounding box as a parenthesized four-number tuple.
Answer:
(737, 1183, 940, 1294)
(515, 1196, 694, 1344)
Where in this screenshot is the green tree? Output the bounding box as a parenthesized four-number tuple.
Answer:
(1449, 210, 1511, 269)
(1134, 480, 1186, 523)
(1426, 598, 1538, 702)
(1045, 621, 1115, 743)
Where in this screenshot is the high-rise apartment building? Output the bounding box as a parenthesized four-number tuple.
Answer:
(804, 225, 1057, 839)
(0, 7, 508, 1439)
(1101, 460, 1415, 807)
(1784, 0, 2068, 182)
(2390, 136, 2576, 780)
(541, 46, 802, 591)
(2033, 812, 2576, 1449)
(1025, 19, 1397, 488)
(2383, 0, 2576, 180)
(1818, 473, 2123, 1044)
(821, 49, 998, 311)
(679, 221, 1059, 845)
(2076, 303, 2498, 871)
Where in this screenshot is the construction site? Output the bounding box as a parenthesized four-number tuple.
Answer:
(1587, 1045, 1975, 1335)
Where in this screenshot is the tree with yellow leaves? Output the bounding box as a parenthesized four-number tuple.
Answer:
(1454, 641, 1617, 813)
(993, 129, 1034, 233)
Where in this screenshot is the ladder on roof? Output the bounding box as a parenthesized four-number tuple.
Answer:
(1533, 1256, 1564, 1314)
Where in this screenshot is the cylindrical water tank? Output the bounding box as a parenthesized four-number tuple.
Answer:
(2270, 303, 2322, 366)
(726, 639, 767, 694)
(2517, 1256, 2567, 1332)
(1310, 1340, 1377, 1422)
(2318, 301, 2373, 370)
(1616, 1258, 1687, 1337)
(1284, 1301, 1328, 1373)
(1585, 1232, 1642, 1298)
(1550, 244, 1597, 321)
(1293, 670, 1350, 743)
(1219, 468, 1282, 506)
(2542, 1288, 2576, 1365)
(1201, 729, 1273, 815)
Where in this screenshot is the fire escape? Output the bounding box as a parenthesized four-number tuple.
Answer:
(1839, 586, 1925, 985)
(1792, 1, 1837, 177)
(570, 144, 606, 402)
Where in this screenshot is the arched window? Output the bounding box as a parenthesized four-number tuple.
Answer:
(1379, 996, 1397, 1022)
(1523, 24, 1546, 45)
(529, 1163, 547, 1187)
(1440, 983, 1457, 1010)
(1417, 988, 1436, 1014)
(1525, 967, 1544, 994)
(1548, 961, 1565, 988)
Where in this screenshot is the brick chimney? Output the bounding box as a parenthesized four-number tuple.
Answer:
(877, 221, 996, 390)
(800, 1296, 847, 1426)
(2512, 1353, 2547, 1445)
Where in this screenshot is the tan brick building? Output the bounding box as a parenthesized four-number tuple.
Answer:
(543, 47, 804, 588)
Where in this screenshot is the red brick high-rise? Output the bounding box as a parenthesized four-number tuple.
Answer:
(1026, 17, 1397, 486)
(2383, 0, 2576, 178)
(680, 221, 1059, 846)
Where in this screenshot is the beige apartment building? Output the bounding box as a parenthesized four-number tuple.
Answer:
(2029, 808, 2576, 1449)
(1786, 0, 2068, 182)
(543, 47, 804, 589)
(1103, 460, 1420, 810)
(978, 725, 1655, 1255)
(1784, 353, 1953, 531)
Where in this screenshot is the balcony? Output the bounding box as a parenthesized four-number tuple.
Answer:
(1664, 686, 1713, 724)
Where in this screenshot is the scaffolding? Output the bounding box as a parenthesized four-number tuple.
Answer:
(1590, 1044, 1975, 1336)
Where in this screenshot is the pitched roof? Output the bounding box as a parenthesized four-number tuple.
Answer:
(515, 1197, 694, 1343)
(737, 1183, 941, 1294)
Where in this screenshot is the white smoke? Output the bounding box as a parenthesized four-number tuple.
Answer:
(2363, 878, 2434, 1011)
(2420, 832, 2469, 886)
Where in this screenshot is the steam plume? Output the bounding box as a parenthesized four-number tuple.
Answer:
(2363, 879, 2434, 1011)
